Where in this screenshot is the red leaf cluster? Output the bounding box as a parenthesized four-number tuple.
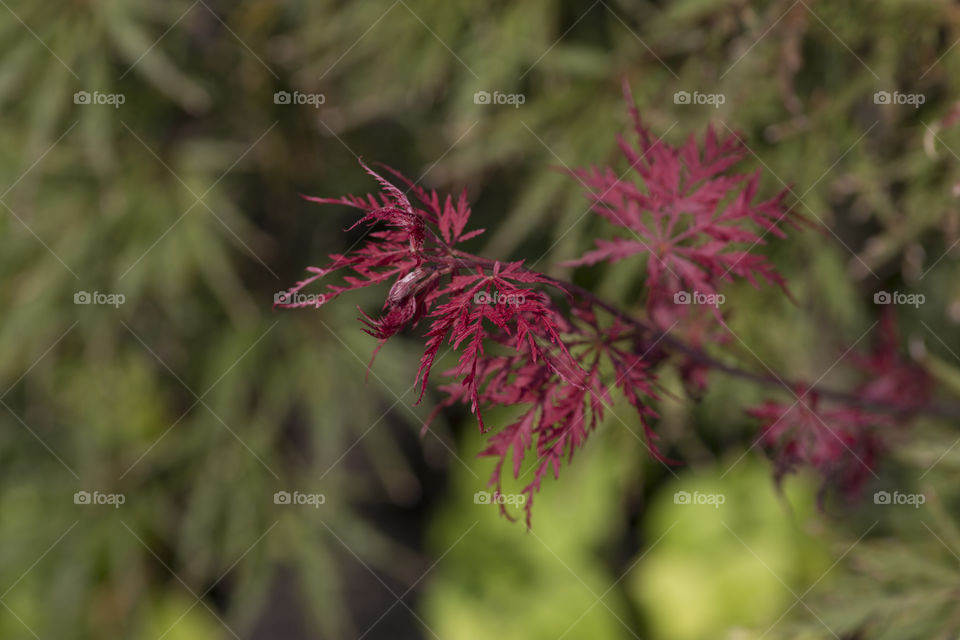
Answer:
(562, 82, 799, 312)
(283, 157, 674, 524)
(284, 87, 932, 523)
(747, 314, 932, 497)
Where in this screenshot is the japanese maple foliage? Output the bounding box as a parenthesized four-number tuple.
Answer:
(282, 84, 931, 525)
(748, 394, 882, 500)
(561, 83, 799, 311)
(745, 313, 933, 500)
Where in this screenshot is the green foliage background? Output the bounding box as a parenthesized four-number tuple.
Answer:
(1, 0, 959, 638)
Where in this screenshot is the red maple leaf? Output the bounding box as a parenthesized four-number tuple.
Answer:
(282, 85, 938, 523)
(562, 81, 798, 309)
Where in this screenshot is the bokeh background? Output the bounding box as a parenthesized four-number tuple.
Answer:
(2, 0, 960, 638)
